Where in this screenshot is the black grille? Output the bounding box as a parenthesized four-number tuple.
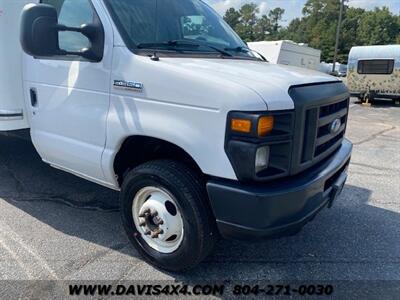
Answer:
(303, 98, 349, 162)
(319, 99, 348, 117)
(287, 81, 350, 177)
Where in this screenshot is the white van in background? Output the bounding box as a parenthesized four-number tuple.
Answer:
(319, 62, 347, 77)
(248, 40, 321, 70)
(347, 45, 400, 103)
(0, 0, 352, 271)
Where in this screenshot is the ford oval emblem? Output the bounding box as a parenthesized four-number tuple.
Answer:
(330, 118, 342, 134)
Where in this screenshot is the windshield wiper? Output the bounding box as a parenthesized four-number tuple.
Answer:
(137, 41, 194, 49)
(170, 40, 233, 57)
(137, 40, 233, 57)
(224, 46, 268, 62)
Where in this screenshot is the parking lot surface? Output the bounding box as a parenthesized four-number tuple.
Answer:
(0, 99, 399, 285)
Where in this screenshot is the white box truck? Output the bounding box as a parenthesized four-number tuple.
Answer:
(0, 0, 352, 271)
(0, 0, 30, 131)
(248, 40, 321, 70)
(347, 45, 400, 103)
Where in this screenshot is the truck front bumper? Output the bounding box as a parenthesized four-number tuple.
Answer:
(206, 139, 352, 239)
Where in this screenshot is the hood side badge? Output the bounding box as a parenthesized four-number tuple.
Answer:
(114, 80, 143, 92)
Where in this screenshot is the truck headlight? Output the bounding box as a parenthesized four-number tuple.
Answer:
(225, 110, 294, 182)
(255, 146, 270, 173)
(230, 115, 274, 137)
(257, 116, 274, 137)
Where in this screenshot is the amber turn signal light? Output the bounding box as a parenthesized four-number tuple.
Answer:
(231, 118, 252, 133)
(258, 116, 274, 136)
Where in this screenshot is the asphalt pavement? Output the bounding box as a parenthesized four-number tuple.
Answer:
(0, 98, 399, 296)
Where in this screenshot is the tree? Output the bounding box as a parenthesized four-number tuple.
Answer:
(357, 7, 399, 45)
(277, 1, 399, 62)
(268, 8, 285, 35)
(339, 7, 364, 61)
(235, 3, 259, 41)
(223, 7, 241, 30)
(302, 0, 327, 17)
(397, 15, 400, 43)
(281, 0, 343, 61)
(281, 18, 306, 42)
(254, 15, 271, 41)
(222, 0, 399, 62)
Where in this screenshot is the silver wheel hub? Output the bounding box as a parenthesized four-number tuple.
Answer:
(132, 187, 184, 253)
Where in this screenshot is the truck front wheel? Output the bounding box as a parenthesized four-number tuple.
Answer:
(120, 160, 217, 271)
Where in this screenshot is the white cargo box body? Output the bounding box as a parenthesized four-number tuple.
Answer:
(248, 40, 321, 70)
(0, 0, 34, 131)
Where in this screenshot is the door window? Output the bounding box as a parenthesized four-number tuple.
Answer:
(41, 0, 96, 52)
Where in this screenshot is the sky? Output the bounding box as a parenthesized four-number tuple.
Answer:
(204, 0, 400, 25)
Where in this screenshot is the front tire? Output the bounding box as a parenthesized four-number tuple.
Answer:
(120, 160, 217, 272)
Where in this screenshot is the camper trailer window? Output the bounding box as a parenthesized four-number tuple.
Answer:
(357, 59, 394, 75)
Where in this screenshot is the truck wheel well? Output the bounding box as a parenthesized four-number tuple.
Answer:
(114, 136, 204, 186)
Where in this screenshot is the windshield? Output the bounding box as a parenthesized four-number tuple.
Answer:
(104, 0, 255, 59)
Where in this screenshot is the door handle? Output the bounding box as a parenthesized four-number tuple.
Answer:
(30, 88, 38, 107)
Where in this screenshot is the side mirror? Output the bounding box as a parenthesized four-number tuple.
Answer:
(20, 4, 104, 62)
(20, 4, 60, 57)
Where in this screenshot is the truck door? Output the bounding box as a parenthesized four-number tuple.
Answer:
(22, 0, 113, 184)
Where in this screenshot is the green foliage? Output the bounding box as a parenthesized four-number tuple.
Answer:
(223, 7, 241, 29)
(269, 8, 285, 34)
(236, 3, 259, 41)
(253, 14, 271, 41)
(223, 2, 283, 42)
(356, 7, 399, 45)
(222, 0, 399, 63)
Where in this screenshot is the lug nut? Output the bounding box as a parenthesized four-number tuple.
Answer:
(139, 220, 146, 227)
(139, 209, 150, 218)
(150, 229, 164, 238)
(151, 229, 164, 239)
(154, 218, 164, 225)
(144, 230, 151, 235)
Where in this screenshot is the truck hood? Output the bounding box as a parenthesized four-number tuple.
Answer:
(162, 58, 339, 110)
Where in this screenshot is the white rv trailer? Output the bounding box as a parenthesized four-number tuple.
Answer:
(248, 40, 321, 70)
(347, 45, 400, 102)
